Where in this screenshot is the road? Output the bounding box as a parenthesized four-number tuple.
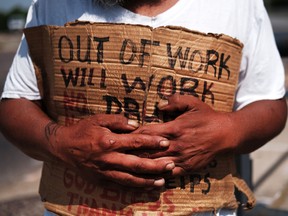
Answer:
(0, 32, 44, 214)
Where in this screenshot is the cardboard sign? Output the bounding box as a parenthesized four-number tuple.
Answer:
(24, 22, 254, 215)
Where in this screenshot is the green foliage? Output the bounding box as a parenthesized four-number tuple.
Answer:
(0, 6, 27, 31)
(0, 12, 8, 31)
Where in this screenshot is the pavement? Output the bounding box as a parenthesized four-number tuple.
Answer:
(251, 104, 288, 212)
(0, 32, 45, 215)
(0, 32, 288, 216)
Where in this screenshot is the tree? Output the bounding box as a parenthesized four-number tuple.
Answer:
(0, 6, 27, 32)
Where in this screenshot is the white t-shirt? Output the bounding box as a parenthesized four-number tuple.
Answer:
(1, 0, 285, 111)
(3, 1, 279, 215)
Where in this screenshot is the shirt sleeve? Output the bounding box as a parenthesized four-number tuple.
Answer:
(234, 0, 286, 110)
(1, 0, 42, 100)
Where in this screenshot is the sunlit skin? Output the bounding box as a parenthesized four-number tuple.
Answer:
(0, 0, 286, 189)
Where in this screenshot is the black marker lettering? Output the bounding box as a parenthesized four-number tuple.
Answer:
(80, 68, 87, 87)
(100, 68, 107, 89)
(121, 74, 146, 93)
(165, 178, 177, 190)
(190, 174, 201, 193)
(219, 53, 231, 80)
(202, 81, 214, 104)
(167, 44, 190, 69)
(180, 77, 199, 97)
(120, 39, 137, 65)
(93, 37, 110, 63)
(103, 95, 122, 114)
(202, 173, 211, 195)
(139, 39, 160, 67)
(188, 50, 204, 73)
(180, 176, 186, 189)
(144, 102, 161, 123)
(61, 67, 80, 87)
(87, 68, 95, 87)
(59, 36, 73, 63)
(77, 35, 91, 64)
(205, 50, 219, 77)
(124, 97, 140, 121)
(157, 75, 176, 99)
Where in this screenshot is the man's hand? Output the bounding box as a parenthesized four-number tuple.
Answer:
(46, 114, 175, 187)
(133, 94, 237, 176)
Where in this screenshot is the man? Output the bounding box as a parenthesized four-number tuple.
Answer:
(0, 0, 286, 215)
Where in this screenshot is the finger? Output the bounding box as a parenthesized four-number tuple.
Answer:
(82, 155, 169, 188)
(102, 153, 175, 174)
(113, 133, 170, 151)
(158, 93, 204, 112)
(167, 166, 186, 176)
(133, 121, 177, 138)
(128, 148, 168, 158)
(166, 159, 212, 177)
(79, 163, 166, 188)
(90, 114, 139, 131)
(101, 170, 166, 188)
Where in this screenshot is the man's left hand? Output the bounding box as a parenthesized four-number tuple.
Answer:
(133, 94, 237, 176)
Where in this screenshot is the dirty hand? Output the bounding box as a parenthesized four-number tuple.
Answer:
(133, 94, 237, 176)
(46, 114, 175, 187)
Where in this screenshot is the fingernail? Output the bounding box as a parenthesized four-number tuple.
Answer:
(128, 120, 139, 128)
(154, 178, 165, 187)
(159, 140, 170, 147)
(158, 99, 169, 109)
(166, 162, 175, 171)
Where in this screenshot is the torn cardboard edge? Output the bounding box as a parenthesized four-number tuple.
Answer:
(24, 21, 244, 123)
(23, 22, 255, 215)
(65, 20, 244, 49)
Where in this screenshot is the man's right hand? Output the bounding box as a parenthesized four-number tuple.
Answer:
(46, 114, 175, 188)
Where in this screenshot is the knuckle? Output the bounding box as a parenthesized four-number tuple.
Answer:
(172, 127, 182, 136)
(133, 161, 147, 172)
(175, 166, 188, 175)
(183, 163, 192, 172)
(176, 161, 190, 173)
(121, 176, 134, 186)
(132, 137, 146, 149)
(137, 129, 150, 135)
(98, 138, 111, 151)
(99, 134, 116, 150)
(170, 143, 183, 155)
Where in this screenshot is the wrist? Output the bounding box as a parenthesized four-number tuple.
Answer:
(44, 121, 66, 161)
(220, 112, 243, 154)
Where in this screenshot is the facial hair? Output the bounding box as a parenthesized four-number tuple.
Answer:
(93, 0, 126, 7)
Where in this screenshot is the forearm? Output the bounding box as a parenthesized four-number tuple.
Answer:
(0, 98, 56, 162)
(0, 98, 176, 187)
(230, 98, 287, 154)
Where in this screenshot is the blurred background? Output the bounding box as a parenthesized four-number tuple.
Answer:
(0, 0, 287, 215)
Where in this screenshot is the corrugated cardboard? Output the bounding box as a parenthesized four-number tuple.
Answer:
(24, 22, 255, 215)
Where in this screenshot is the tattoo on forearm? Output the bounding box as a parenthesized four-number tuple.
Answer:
(45, 121, 61, 141)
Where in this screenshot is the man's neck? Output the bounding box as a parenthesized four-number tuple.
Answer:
(121, 0, 179, 17)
